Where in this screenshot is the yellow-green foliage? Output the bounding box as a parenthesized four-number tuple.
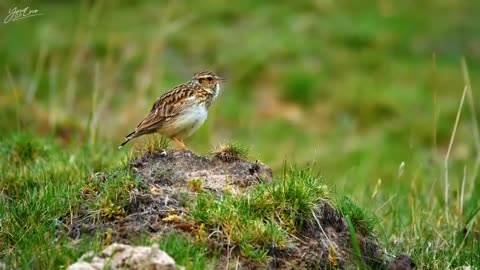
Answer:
(187, 178, 203, 192)
(83, 170, 142, 222)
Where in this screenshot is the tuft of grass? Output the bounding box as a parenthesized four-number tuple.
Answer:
(187, 178, 203, 193)
(132, 134, 170, 154)
(345, 215, 361, 258)
(239, 242, 269, 261)
(211, 142, 249, 162)
(335, 195, 377, 237)
(81, 170, 145, 222)
(189, 167, 328, 260)
(157, 233, 215, 269)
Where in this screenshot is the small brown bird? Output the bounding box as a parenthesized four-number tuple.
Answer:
(119, 71, 225, 149)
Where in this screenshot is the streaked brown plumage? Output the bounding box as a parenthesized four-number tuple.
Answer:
(119, 71, 225, 149)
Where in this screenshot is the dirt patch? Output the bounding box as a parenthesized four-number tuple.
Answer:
(66, 149, 385, 269)
(131, 149, 272, 191)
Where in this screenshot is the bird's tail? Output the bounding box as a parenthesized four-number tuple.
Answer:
(118, 131, 136, 148)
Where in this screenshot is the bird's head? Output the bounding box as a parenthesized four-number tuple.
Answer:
(193, 71, 225, 89)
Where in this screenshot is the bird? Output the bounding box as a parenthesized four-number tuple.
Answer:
(119, 71, 225, 149)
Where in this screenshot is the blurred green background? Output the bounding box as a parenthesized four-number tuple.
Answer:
(1, 0, 480, 264)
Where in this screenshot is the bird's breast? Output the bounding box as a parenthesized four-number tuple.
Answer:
(167, 103, 208, 138)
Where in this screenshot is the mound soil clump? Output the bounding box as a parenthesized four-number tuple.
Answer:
(66, 149, 385, 269)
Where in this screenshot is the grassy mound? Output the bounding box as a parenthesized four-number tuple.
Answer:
(64, 147, 384, 269)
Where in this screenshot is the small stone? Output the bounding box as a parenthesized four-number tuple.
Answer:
(67, 243, 177, 270)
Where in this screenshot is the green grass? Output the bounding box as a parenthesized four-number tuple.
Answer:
(1, 0, 480, 268)
(81, 169, 142, 221)
(345, 215, 364, 267)
(156, 233, 214, 269)
(0, 133, 112, 268)
(335, 195, 378, 237)
(189, 167, 328, 258)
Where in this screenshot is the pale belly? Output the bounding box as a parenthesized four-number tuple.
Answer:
(162, 104, 208, 139)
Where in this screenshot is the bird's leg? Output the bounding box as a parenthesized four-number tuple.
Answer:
(171, 137, 187, 150)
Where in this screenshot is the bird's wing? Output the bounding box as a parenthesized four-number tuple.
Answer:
(133, 82, 199, 133)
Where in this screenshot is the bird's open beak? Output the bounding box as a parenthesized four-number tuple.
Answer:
(216, 76, 226, 82)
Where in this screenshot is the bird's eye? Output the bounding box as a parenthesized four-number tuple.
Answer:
(207, 77, 213, 81)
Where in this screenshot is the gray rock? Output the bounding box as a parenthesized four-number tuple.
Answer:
(67, 243, 178, 270)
